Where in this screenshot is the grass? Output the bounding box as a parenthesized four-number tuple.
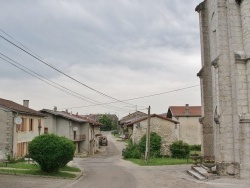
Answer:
(0, 168, 77, 178)
(126, 157, 193, 166)
(0, 163, 80, 178)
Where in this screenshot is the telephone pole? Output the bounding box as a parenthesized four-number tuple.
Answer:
(145, 106, 151, 162)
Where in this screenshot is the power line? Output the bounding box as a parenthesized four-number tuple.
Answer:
(62, 84, 200, 110)
(0, 53, 134, 112)
(0, 33, 136, 108)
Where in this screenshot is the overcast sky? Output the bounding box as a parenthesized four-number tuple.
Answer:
(0, 0, 202, 118)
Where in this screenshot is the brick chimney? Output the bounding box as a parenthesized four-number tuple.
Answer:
(23, 100, 29, 108)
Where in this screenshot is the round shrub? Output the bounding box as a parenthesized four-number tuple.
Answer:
(28, 134, 75, 173)
(139, 132, 162, 157)
(170, 140, 190, 158)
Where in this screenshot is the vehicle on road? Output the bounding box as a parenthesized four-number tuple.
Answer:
(99, 136, 108, 146)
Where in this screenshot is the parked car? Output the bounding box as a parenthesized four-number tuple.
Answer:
(99, 136, 108, 146)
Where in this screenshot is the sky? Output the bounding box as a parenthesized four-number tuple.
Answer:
(0, 0, 202, 118)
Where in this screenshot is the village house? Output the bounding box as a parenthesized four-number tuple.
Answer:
(40, 108, 102, 156)
(166, 104, 202, 145)
(124, 114, 179, 156)
(119, 111, 147, 135)
(0, 98, 45, 160)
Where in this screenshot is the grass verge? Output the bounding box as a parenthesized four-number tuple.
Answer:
(0, 168, 77, 178)
(126, 157, 192, 166)
(0, 163, 81, 179)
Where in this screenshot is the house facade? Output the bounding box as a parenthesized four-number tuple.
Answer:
(125, 114, 179, 156)
(0, 98, 45, 160)
(196, 0, 250, 178)
(166, 104, 202, 145)
(41, 108, 102, 155)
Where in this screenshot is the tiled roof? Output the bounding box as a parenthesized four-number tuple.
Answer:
(124, 114, 179, 127)
(120, 111, 147, 124)
(168, 106, 201, 117)
(41, 109, 102, 126)
(0, 98, 45, 117)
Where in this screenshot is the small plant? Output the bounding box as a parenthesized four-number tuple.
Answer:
(122, 140, 141, 159)
(170, 140, 190, 159)
(204, 159, 215, 163)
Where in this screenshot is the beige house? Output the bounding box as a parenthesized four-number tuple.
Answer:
(125, 114, 179, 156)
(0, 98, 45, 160)
(166, 104, 202, 145)
(41, 108, 102, 155)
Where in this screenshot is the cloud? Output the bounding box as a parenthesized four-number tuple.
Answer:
(0, 0, 202, 117)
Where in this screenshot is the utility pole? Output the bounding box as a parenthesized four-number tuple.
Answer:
(145, 106, 151, 162)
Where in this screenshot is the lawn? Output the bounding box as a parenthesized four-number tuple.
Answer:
(0, 163, 81, 179)
(126, 157, 193, 166)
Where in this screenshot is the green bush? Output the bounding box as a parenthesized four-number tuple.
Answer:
(139, 132, 162, 157)
(170, 140, 190, 158)
(122, 141, 141, 159)
(28, 134, 75, 173)
(189, 144, 201, 151)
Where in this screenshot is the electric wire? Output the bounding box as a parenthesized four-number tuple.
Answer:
(0, 33, 137, 108)
(0, 53, 134, 112)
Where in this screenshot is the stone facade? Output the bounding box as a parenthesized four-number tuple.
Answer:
(129, 114, 178, 156)
(196, 0, 250, 178)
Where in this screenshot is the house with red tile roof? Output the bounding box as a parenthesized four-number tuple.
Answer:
(40, 108, 102, 156)
(124, 114, 179, 156)
(166, 104, 202, 145)
(0, 98, 46, 160)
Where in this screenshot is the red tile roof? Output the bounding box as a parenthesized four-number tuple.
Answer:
(168, 106, 201, 117)
(0, 98, 45, 117)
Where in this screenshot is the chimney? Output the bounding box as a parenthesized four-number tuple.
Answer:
(66, 109, 68, 113)
(23, 100, 29, 108)
(185, 104, 189, 115)
(54, 106, 57, 111)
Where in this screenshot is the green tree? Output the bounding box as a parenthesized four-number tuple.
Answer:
(28, 134, 75, 173)
(98, 115, 113, 131)
(139, 132, 162, 157)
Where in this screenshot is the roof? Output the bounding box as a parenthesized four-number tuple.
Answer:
(168, 106, 201, 117)
(120, 111, 147, 124)
(41, 109, 102, 126)
(124, 114, 179, 127)
(0, 98, 45, 117)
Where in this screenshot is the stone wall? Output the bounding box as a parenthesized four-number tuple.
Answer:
(196, 0, 250, 178)
(0, 108, 13, 160)
(132, 117, 178, 156)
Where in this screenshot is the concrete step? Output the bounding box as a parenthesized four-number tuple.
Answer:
(192, 166, 208, 177)
(187, 169, 206, 180)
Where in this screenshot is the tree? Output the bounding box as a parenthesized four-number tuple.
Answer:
(28, 134, 75, 173)
(98, 115, 113, 131)
(139, 132, 162, 157)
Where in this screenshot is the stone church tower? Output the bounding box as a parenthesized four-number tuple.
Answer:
(196, 0, 250, 178)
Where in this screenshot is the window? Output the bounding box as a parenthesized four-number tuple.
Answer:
(29, 119, 33, 131)
(19, 118, 27, 132)
(44, 127, 48, 134)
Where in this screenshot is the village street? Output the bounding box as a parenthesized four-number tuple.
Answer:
(1, 132, 250, 188)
